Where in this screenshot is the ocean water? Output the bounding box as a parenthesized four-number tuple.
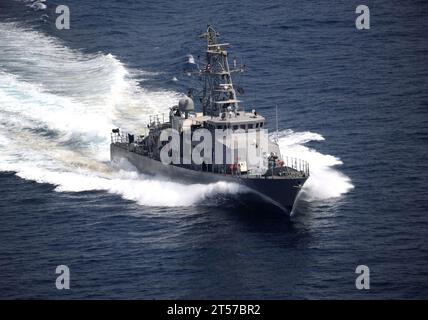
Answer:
(0, 0, 427, 299)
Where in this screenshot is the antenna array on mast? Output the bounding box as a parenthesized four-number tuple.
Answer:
(200, 25, 241, 117)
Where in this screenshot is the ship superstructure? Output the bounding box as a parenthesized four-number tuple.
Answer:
(111, 25, 309, 213)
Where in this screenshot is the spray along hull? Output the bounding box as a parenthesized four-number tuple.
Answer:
(111, 144, 307, 213)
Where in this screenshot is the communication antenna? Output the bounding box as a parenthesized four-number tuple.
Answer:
(275, 104, 279, 142)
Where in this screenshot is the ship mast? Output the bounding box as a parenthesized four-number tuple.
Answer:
(200, 25, 240, 117)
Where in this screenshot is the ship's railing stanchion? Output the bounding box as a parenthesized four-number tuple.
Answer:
(281, 155, 310, 177)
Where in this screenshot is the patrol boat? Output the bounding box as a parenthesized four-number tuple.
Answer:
(110, 25, 309, 213)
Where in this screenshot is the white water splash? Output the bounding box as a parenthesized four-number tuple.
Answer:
(0, 22, 353, 208)
(187, 54, 196, 64)
(0, 22, 242, 207)
(276, 130, 354, 201)
(14, 0, 47, 11)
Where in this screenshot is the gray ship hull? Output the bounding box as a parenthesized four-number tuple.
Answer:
(111, 144, 307, 213)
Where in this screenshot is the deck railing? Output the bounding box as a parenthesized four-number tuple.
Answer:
(148, 113, 168, 127)
(111, 129, 310, 177)
(283, 156, 310, 176)
(111, 131, 138, 144)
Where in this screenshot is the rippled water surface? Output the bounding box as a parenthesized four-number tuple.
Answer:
(0, 0, 427, 299)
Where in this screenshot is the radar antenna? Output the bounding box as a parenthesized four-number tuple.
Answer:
(200, 25, 241, 117)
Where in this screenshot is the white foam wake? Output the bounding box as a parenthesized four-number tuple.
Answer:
(0, 22, 353, 208)
(276, 130, 354, 201)
(0, 22, 242, 207)
(14, 0, 47, 11)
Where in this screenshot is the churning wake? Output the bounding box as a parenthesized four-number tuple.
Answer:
(0, 22, 353, 208)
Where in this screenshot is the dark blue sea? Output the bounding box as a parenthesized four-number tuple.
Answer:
(0, 0, 427, 299)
